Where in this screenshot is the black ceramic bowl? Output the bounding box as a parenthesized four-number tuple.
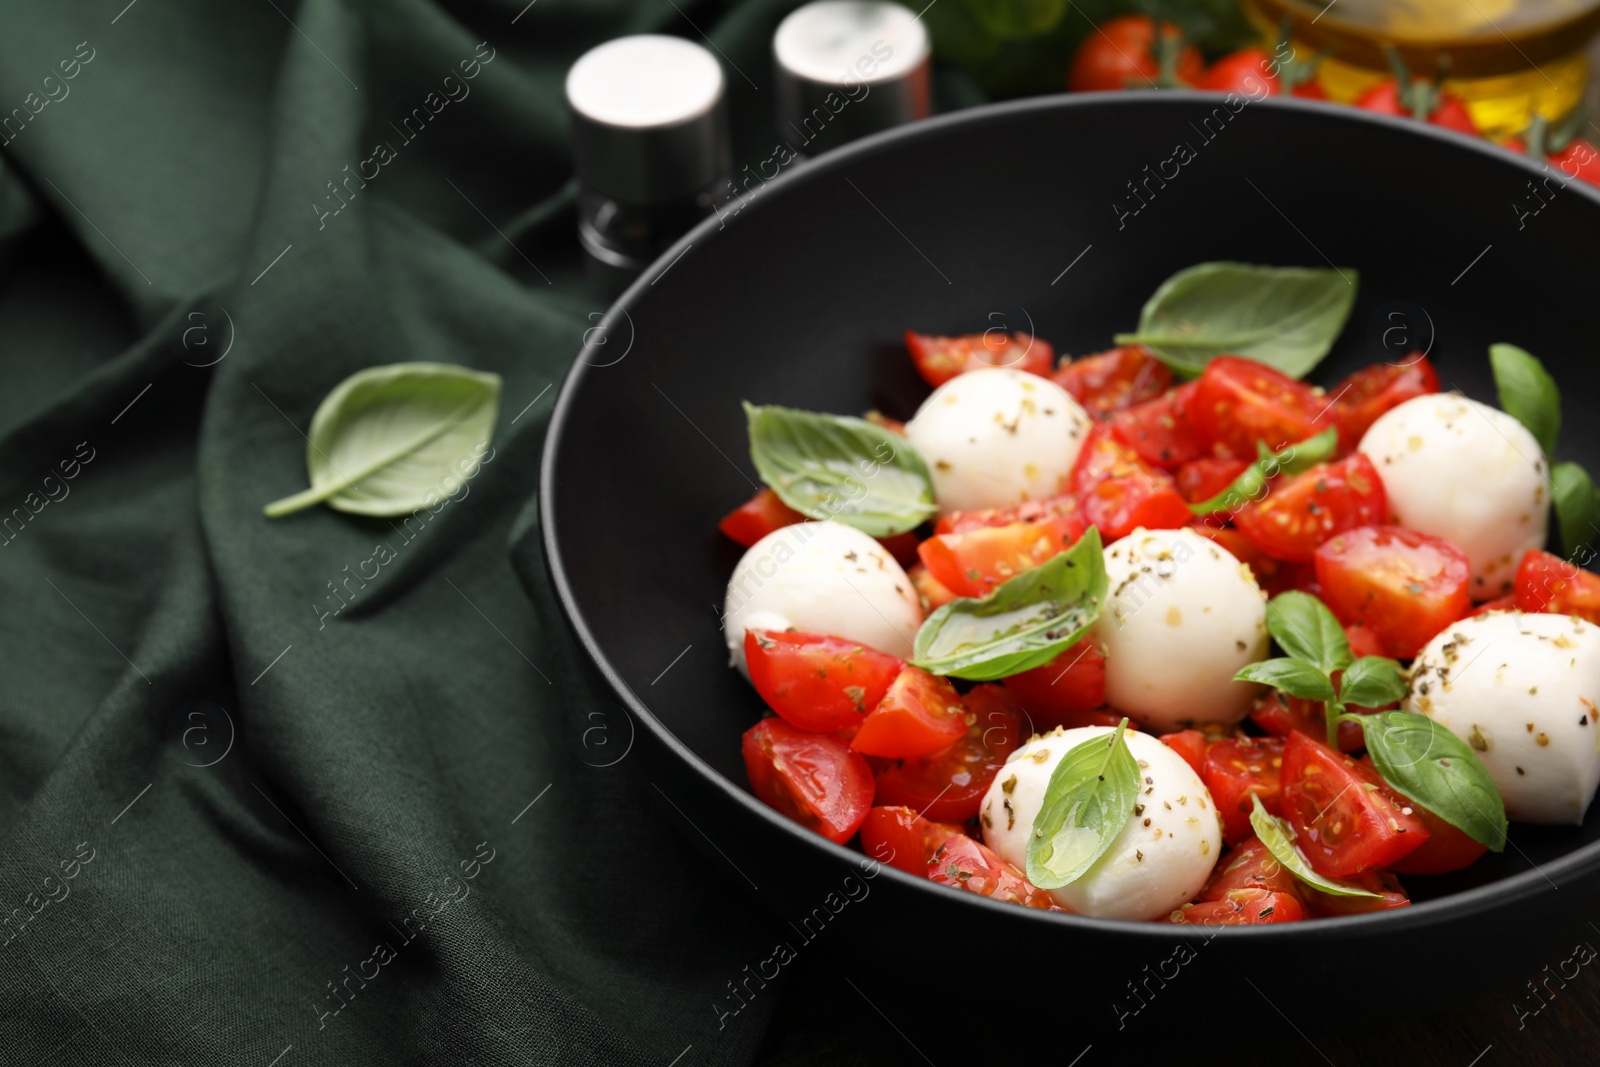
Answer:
(542, 93, 1600, 1049)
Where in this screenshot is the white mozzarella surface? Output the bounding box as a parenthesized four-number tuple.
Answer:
(1406, 610, 1600, 825)
(1091, 528, 1269, 730)
(722, 521, 921, 676)
(1358, 393, 1548, 599)
(981, 727, 1222, 918)
(904, 368, 1091, 515)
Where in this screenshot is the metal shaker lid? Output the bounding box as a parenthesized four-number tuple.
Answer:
(773, 1, 931, 156)
(566, 35, 732, 205)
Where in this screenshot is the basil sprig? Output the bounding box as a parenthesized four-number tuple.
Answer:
(1233, 591, 1509, 852)
(1190, 428, 1338, 516)
(912, 527, 1105, 681)
(744, 402, 936, 537)
(1026, 719, 1139, 890)
(1234, 591, 1407, 744)
(1364, 711, 1508, 851)
(1248, 796, 1381, 899)
(1488, 343, 1599, 556)
(1114, 262, 1358, 379)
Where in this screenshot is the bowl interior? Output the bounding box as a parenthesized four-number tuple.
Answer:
(544, 93, 1600, 909)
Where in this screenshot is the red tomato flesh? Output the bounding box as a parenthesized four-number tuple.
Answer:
(1514, 549, 1600, 623)
(719, 488, 805, 548)
(1315, 525, 1471, 658)
(744, 630, 903, 734)
(1160, 729, 1209, 776)
(1329, 356, 1439, 449)
(928, 834, 1063, 911)
(918, 515, 1084, 598)
(1050, 345, 1171, 417)
(908, 563, 959, 614)
(1109, 384, 1204, 470)
(1177, 455, 1252, 504)
(851, 666, 969, 760)
(1189, 356, 1333, 456)
(874, 684, 1024, 823)
(998, 639, 1107, 728)
(742, 717, 875, 844)
(1198, 836, 1302, 901)
(1202, 736, 1285, 844)
(1301, 869, 1411, 916)
(905, 330, 1052, 388)
(1250, 690, 1366, 753)
(1281, 731, 1429, 878)
(859, 805, 964, 876)
(1070, 430, 1192, 541)
(1235, 453, 1388, 563)
(1174, 888, 1304, 925)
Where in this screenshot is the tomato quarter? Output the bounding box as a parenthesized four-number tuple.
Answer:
(905, 330, 1053, 388)
(1109, 384, 1204, 470)
(851, 666, 970, 760)
(1235, 453, 1388, 563)
(1329, 356, 1439, 449)
(1514, 549, 1600, 623)
(929, 834, 1063, 911)
(918, 515, 1085, 598)
(875, 684, 1024, 822)
(719, 488, 805, 548)
(1174, 888, 1304, 925)
(859, 805, 964, 876)
(1050, 344, 1172, 417)
(1315, 525, 1471, 658)
(744, 629, 904, 734)
(998, 639, 1107, 728)
(1202, 735, 1285, 844)
(1189, 356, 1333, 456)
(742, 717, 876, 844)
(1281, 732, 1429, 878)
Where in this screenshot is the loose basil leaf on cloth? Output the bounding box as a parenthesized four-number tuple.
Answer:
(1189, 428, 1338, 515)
(1337, 655, 1409, 709)
(1026, 720, 1140, 890)
(264, 362, 501, 518)
(1265, 591, 1353, 674)
(1249, 796, 1382, 898)
(1114, 262, 1359, 378)
(912, 527, 1106, 680)
(1234, 657, 1335, 702)
(1489, 342, 1560, 456)
(1552, 460, 1600, 556)
(1364, 711, 1509, 851)
(744, 402, 937, 537)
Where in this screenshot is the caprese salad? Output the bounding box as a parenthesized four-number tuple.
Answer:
(717, 261, 1600, 924)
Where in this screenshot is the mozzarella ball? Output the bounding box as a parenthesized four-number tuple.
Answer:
(722, 520, 921, 676)
(1406, 610, 1600, 825)
(904, 368, 1091, 515)
(981, 726, 1221, 918)
(1358, 393, 1548, 599)
(1091, 528, 1269, 730)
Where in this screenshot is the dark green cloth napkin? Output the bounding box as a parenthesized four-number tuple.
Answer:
(0, 1, 938, 1062)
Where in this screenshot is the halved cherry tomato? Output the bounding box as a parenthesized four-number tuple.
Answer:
(905, 330, 1053, 388)
(998, 639, 1107, 728)
(1197, 836, 1302, 901)
(742, 717, 875, 844)
(1315, 525, 1471, 658)
(908, 563, 959, 614)
(1467, 594, 1517, 618)
(918, 516, 1084, 598)
(1177, 455, 1251, 504)
(1235, 453, 1388, 563)
(1173, 888, 1304, 925)
(1250, 689, 1366, 753)
(1281, 732, 1429, 878)
(1329, 356, 1439, 449)
(1109, 384, 1204, 470)
(1188, 356, 1333, 456)
(1202, 736, 1285, 844)
(1514, 549, 1600, 623)
(1159, 729, 1209, 776)
(1070, 430, 1192, 540)
(1197, 48, 1277, 95)
(1050, 345, 1172, 417)
(851, 667, 969, 760)
(928, 834, 1062, 911)
(744, 630, 903, 734)
(859, 805, 964, 876)
(1351, 756, 1489, 875)
(719, 488, 805, 548)
(875, 684, 1024, 823)
(1068, 16, 1203, 92)
(935, 494, 1084, 537)
(1301, 869, 1411, 916)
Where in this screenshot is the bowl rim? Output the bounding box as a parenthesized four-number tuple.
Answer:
(541, 90, 1600, 939)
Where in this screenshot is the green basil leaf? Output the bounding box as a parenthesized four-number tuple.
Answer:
(912, 527, 1106, 680)
(1489, 343, 1560, 456)
(1552, 460, 1600, 557)
(1026, 719, 1140, 890)
(1234, 657, 1335, 702)
(1337, 656, 1408, 710)
(1265, 591, 1352, 673)
(1189, 428, 1339, 516)
(1364, 711, 1509, 851)
(744, 402, 936, 537)
(264, 362, 501, 518)
(1113, 262, 1359, 379)
(1249, 795, 1382, 898)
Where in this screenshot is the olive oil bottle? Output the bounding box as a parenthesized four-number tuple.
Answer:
(1245, 0, 1600, 139)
